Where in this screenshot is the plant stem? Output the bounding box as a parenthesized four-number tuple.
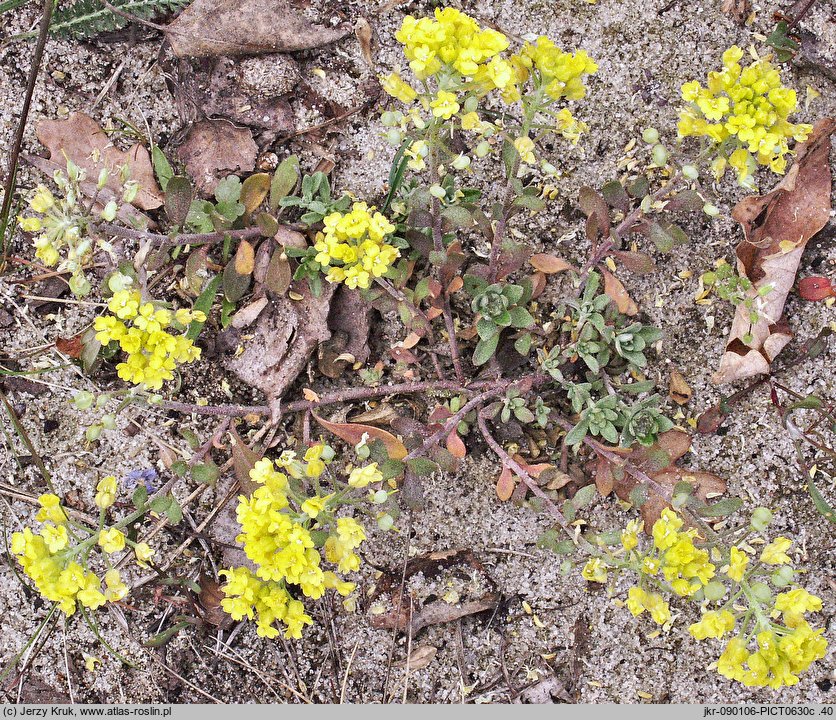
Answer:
(159, 377, 525, 418)
(477, 410, 595, 552)
(94, 223, 263, 247)
(0, 0, 54, 268)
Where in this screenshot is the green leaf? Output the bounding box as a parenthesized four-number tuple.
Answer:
(628, 483, 648, 508)
(215, 175, 242, 204)
(514, 332, 532, 356)
(696, 497, 743, 518)
(536, 529, 576, 555)
(601, 180, 630, 213)
(186, 274, 221, 341)
(223, 260, 251, 303)
(508, 306, 534, 329)
(564, 418, 589, 447)
(512, 194, 546, 211)
(152, 145, 174, 192)
(164, 176, 193, 227)
(383, 140, 410, 213)
(270, 155, 300, 210)
(572, 484, 596, 509)
(502, 138, 518, 178)
(26, 0, 192, 41)
(808, 474, 836, 525)
(440, 205, 472, 229)
(406, 457, 438, 477)
(143, 620, 191, 648)
(192, 462, 219, 485)
(473, 334, 500, 366)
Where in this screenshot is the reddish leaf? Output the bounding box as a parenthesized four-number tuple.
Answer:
(313, 415, 408, 460)
(530, 253, 575, 275)
(55, 334, 84, 358)
(495, 466, 515, 501)
(602, 270, 638, 316)
(446, 430, 466, 459)
(798, 276, 834, 301)
(229, 425, 262, 495)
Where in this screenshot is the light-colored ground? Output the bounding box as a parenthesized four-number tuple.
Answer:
(0, 0, 834, 704)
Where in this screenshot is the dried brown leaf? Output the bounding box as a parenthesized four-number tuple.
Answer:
(530, 253, 575, 275)
(668, 369, 693, 405)
(224, 280, 333, 419)
(318, 286, 372, 379)
(165, 0, 351, 57)
(36, 113, 162, 210)
(602, 269, 638, 316)
(177, 119, 258, 196)
(496, 466, 515, 501)
(713, 119, 834, 384)
(313, 416, 408, 460)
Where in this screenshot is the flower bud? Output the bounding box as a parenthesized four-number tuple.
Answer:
(429, 184, 446, 199)
(377, 513, 394, 531)
(72, 391, 95, 410)
(463, 96, 478, 114)
(703, 580, 726, 602)
(386, 128, 403, 146)
(451, 154, 471, 170)
(642, 127, 660, 144)
(651, 143, 668, 167)
(475, 140, 491, 158)
(100, 200, 118, 222)
(771, 565, 794, 587)
(86, 424, 103, 442)
(682, 164, 699, 180)
(97, 168, 109, 189)
(750, 581, 772, 604)
(380, 111, 399, 127)
(750, 506, 773, 532)
(372, 490, 389, 504)
(702, 202, 720, 217)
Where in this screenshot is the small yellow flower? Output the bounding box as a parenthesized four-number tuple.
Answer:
(513, 136, 536, 164)
(381, 72, 418, 104)
(134, 542, 155, 566)
(430, 91, 460, 119)
(42, 524, 69, 553)
(98, 527, 126, 554)
(581, 558, 608, 583)
(104, 569, 128, 602)
(94, 475, 118, 510)
(760, 537, 792, 565)
(301, 494, 332, 519)
(726, 546, 749, 581)
(348, 463, 383, 489)
(36, 494, 67, 526)
(689, 609, 735, 640)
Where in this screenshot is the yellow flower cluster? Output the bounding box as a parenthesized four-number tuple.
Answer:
(221, 447, 374, 639)
(518, 36, 598, 101)
(93, 290, 204, 390)
(313, 202, 399, 290)
(10, 494, 130, 615)
(678, 46, 812, 186)
(652, 509, 716, 596)
(716, 621, 827, 689)
(381, 9, 596, 161)
(394, 8, 509, 80)
(588, 509, 828, 688)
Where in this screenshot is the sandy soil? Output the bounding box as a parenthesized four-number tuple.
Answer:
(0, 0, 834, 704)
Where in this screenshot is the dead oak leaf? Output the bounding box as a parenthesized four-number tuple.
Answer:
(177, 119, 258, 196)
(224, 280, 334, 421)
(713, 118, 834, 385)
(591, 430, 726, 531)
(36, 113, 162, 210)
(165, 0, 351, 58)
